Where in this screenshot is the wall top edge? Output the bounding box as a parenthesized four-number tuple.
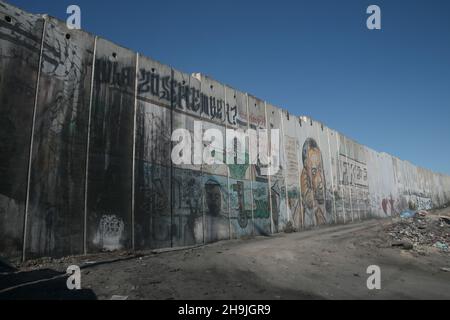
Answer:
(2, 0, 449, 179)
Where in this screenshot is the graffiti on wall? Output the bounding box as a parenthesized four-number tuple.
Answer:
(25, 17, 95, 258)
(338, 154, 370, 219)
(270, 180, 286, 232)
(93, 214, 125, 251)
(339, 155, 368, 188)
(411, 194, 432, 210)
(129, 66, 238, 125)
(284, 137, 301, 228)
(0, 2, 45, 259)
(380, 193, 432, 216)
(204, 176, 229, 242)
(172, 168, 203, 246)
(301, 138, 327, 226)
(229, 178, 253, 237)
(135, 162, 171, 246)
(2, 0, 450, 260)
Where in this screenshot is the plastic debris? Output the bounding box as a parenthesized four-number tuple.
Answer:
(433, 242, 449, 251)
(386, 213, 449, 252)
(400, 211, 416, 219)
(440, 216, 450, 225)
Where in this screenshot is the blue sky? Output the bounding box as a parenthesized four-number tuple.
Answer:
(9, 0, 450, 175)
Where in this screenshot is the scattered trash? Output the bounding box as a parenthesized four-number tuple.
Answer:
(417, 210, 428, 217)
(111, 295, 128, 300)
(391, 240, 413, 250)
(400, 211, 416, 219)
(433, 242, 449, 251)
(386, 212, 449, 252)
(284, 221, 295, 233)
(440, 267, 450, 272)
(440, 216, 450, 225)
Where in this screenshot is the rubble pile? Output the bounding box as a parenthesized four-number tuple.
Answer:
(386, 212, 450, 252)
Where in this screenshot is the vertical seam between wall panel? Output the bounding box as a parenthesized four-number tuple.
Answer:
(280, 112, 290, 226)
(131, 53, 139, 251)
(246, 94, 255, 235)
(83, 36, 98, 255)
(225, 87, 232, 240)
(293, 118, 302, 230)
(355, 146, 361, 222)
(199, 78, 205, 245)
(22, 17, 47, 262)
(316, 124, 326, 226)
(336, 133, 345, 224)
(326, 128, 337, 224)
(265, 102, 274, 235)
(343, 137, 354, 222)
(170, 69, 174, 248)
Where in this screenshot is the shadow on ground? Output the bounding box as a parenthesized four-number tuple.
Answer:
(0, 260, 97, 300)
(0, 259, 16, 273)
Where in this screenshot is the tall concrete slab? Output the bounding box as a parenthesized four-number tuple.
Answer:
(431, 172, 442, 208)
(201, 172, 229, 243)
(297, 116, 325, 227)
(393, 157, 412, 213)
(266, 104, 288, 233)
(296, 118, 336, 227)
(200, 76, 230, 243)
(248, 95, 271, 235)
(281, 111, 302, 229)
(365, 147, 383, 217)
(171, 72, 204, 247)
(444, 175, 450, 205)
(0, 1, 44, 260)
(86, 39, 136, 253)
(25, 17, 95, 258)
(195, 74, 228, 176)
(337, 134, 354, 222)
(379, 153, 399, 215)
(326, 127, 346, 223)
(171, 166, 204, 246)
(343, 138, 370, 221)
(134, 55, 172, 250)
(312, 120, 336, 224)
(227, 88, 253, 238)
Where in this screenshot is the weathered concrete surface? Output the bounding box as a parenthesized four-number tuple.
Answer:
(134, 55, 172, 250)
(1, 208, 449, 300)
(26, 16, 95, 259)
(0, 1, 44, 260)
(0, 0, 450, 261)
(86, 39, 136, 254)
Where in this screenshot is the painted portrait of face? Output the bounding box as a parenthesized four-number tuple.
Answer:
(205, 180, 222, 216)
(305, 146, 325, 204)
(301, 138, 327, 225)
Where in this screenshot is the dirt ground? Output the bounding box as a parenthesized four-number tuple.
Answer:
(1, 208, 449, 300)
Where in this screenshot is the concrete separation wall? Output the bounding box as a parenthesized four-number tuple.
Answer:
(1, 0, 449, 261)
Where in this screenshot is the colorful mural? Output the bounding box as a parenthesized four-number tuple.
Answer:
(300, 138, 327, 226)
